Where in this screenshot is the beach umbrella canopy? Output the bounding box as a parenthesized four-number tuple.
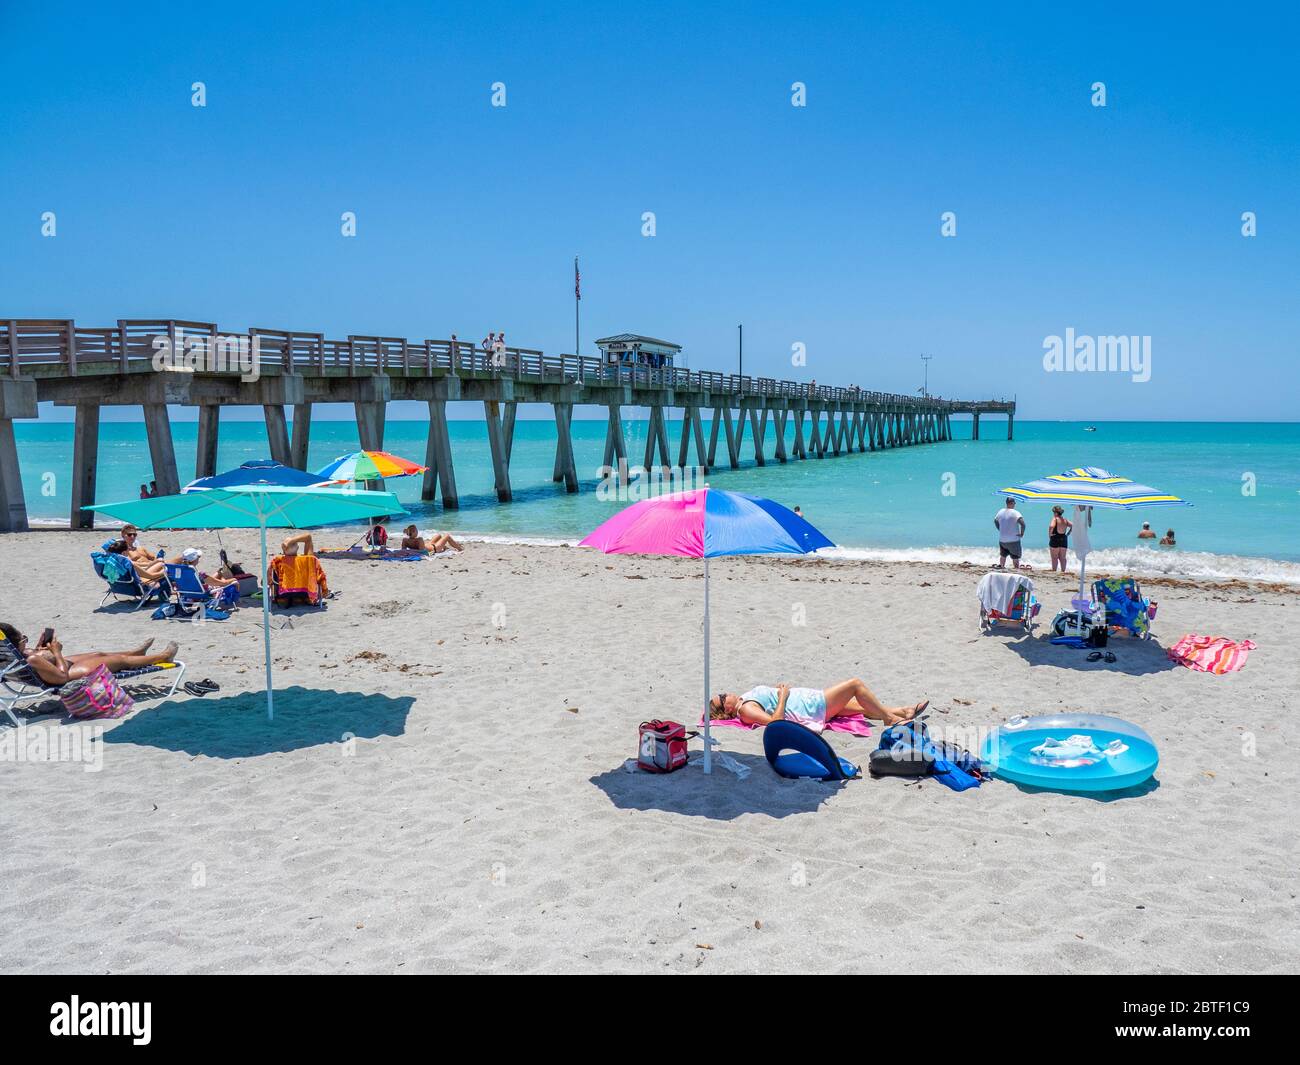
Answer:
(580, 488, 834, 773)
(315, 450, 428, 484)
(998, 466, 1188, 623)
(184, 459, 328, 492)
(999, 466, 1189, 510)
(85, 486, 406, 720)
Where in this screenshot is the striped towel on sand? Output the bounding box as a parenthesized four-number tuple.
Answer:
(1168, 634, 1257, 674)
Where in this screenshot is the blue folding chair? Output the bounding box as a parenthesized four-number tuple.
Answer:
(91, 549, 170, 610)
(162, 564, 237, 619)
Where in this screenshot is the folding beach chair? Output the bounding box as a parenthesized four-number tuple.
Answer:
(0, 630, 186, 726)
(91, 549, 170, 610)
(977, 572, 1040, 633)
(267, 554, 330, 609)
(1092, 577, 1157, 639)
(162, 564, 238, 619)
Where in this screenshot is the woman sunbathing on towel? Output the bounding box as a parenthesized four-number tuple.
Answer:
(708, 678, 927, 731)
(401, 525, 463, 553)
(0, 623, 178, 686)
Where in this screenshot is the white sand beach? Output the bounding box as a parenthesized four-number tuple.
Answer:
(1, 530, 1296, 974)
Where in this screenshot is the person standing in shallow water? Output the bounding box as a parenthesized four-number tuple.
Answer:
(1048, 505, 1072, 572)
(994, 497, 1025, 569)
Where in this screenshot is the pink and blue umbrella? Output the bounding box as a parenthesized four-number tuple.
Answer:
(581, 488, 833, 773)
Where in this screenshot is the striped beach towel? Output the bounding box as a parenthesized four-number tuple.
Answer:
(1168, 634, 1257, 674)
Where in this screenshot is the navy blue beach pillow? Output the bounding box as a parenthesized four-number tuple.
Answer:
(763, 720, 860, 781)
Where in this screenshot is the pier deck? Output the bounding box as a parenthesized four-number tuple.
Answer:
(0, 318, 1015, 530)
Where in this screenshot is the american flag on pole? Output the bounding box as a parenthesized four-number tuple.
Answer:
(574, 256, 581, 300)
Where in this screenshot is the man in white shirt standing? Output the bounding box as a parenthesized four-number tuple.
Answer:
(994, 496, 1026, 569)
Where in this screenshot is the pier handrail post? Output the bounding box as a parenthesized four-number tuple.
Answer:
(66, 319, 78, 376)
(7, 321, 17, 378)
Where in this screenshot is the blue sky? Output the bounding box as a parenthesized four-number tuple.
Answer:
(2, 1, 1296, 421)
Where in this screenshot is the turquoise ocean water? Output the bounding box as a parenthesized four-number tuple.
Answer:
(14, 418, 1300, 583)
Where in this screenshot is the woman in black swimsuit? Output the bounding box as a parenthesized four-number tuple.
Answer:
(1048, 505, 1072, 572)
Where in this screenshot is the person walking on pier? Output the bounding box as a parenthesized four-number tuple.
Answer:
(994, 497, 1026, 570)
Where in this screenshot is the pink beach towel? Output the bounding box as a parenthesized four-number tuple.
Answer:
(1168, 634, 1258, 675)
(701, 712, 873, 738)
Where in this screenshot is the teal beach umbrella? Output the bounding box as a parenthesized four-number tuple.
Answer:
(86, 486, 405, 719)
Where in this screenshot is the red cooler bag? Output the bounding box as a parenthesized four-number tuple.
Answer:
(637, 719, 694, 773)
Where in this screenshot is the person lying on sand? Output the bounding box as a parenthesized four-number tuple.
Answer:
(0, 622, 178, 686)
(708, 678, 927, 731)
(401, 525, 463, 552)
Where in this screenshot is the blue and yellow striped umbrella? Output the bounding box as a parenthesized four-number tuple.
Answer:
(998, 467, 1188, 510)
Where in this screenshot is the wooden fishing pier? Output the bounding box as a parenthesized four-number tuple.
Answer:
(0, 318, 1016, 531)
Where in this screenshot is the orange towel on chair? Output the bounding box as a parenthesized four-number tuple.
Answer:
(269, 554, 329, 605)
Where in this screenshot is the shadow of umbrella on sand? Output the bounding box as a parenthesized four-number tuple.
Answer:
(579, 487, 834, 774)
(103, 686, 415, 758)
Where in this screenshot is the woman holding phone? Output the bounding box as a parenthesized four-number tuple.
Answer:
(0, 623, 178, 686)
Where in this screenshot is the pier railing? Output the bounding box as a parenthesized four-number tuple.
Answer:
(1, 318, 1012, 410)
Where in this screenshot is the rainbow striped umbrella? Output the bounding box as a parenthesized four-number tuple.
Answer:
(315, 450, 428, 484)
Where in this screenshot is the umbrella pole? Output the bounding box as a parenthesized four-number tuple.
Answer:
(1075, 505, 1091, 629)
(260, 521, 274, 721)
(702, 555, 711, 775)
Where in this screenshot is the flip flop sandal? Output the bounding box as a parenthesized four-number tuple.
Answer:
(183, 682, 209, 697)
(1086, 651, 1103, 661)
(194, 678, 220, 692)
(1104, 652, 1117, 663)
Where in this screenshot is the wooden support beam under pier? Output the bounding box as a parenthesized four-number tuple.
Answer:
(264, 404, 292, 467)
(502, 402, 518, 464)
(483, 400, 513, 502)
(708, 405, 740, 470)
(142, 402, 180, 496)
(748, 406, 767, 466)
(773, 409, 788, 463)
(69, 402, 100, 529)
(792, 409, 807, 459)
(290, 403, 311, 469)
(552, 402, 578, 492)
(421, 398, 459, 508)
(354, 401, 387, 489)
(603, 405, 629, 485)
(553, 403, 574, 484)
(196, 405, 220, 479)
